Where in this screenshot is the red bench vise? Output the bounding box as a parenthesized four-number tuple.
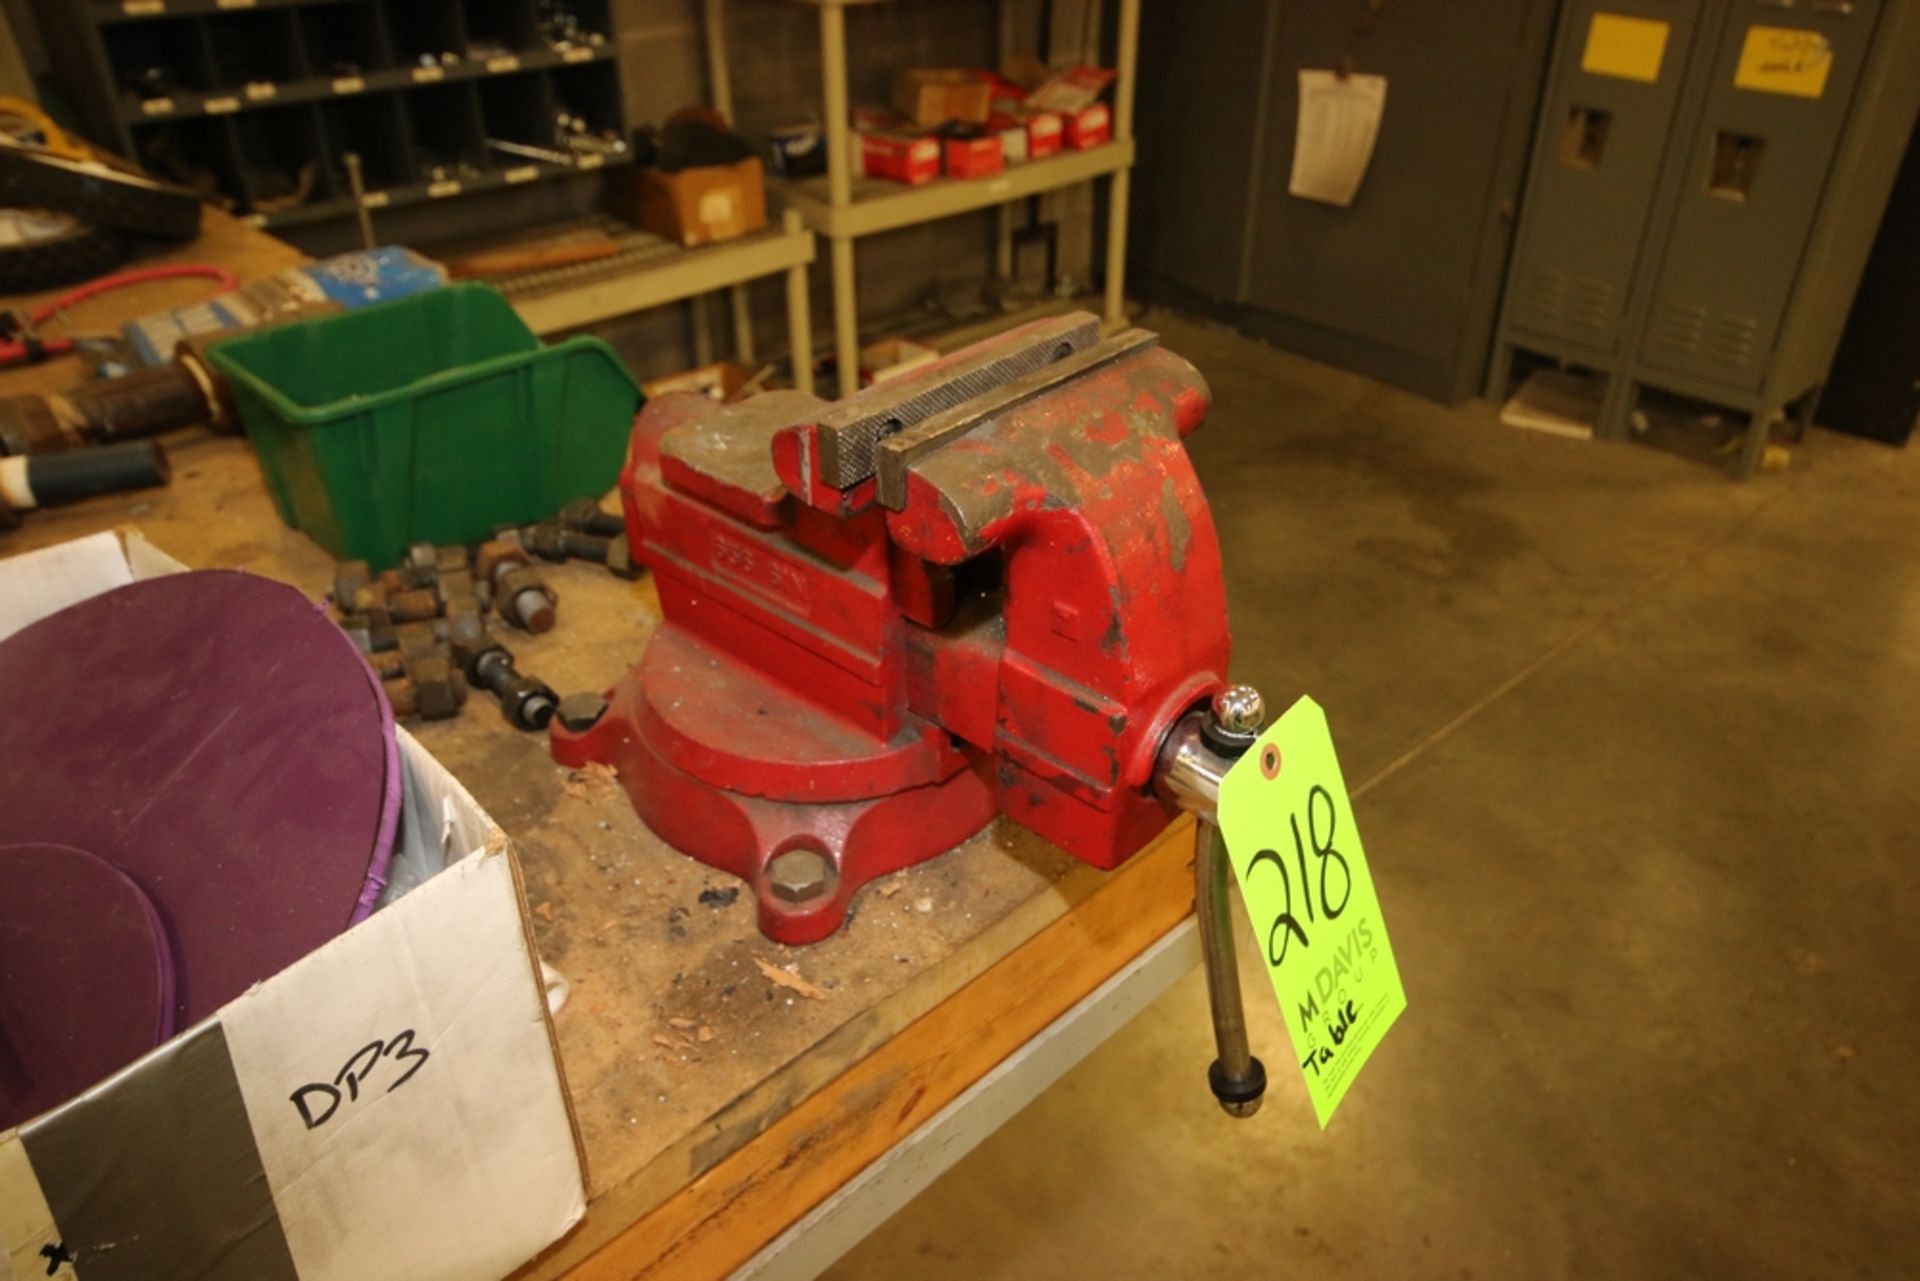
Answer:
(552, 312, 1232, 944)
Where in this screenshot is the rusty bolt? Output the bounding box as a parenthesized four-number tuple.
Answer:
(435, 545, 470, 576)
(559, 496, 624, 538)
(556, 691, 609, 732)
(368, 649, 407, 680)
(495, 565, 556, 633)
(405, 542, 438, 572)
(767, 848, 834, 903)
(525, 522, 610, 564)
(474, 538, 531, 586)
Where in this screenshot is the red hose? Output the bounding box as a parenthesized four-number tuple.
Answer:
(2, 263, 239, 368)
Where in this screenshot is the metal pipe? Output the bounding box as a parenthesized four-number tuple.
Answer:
(1153, 686, 1268, 1118)
(342, 152, 377, 251)
(1195, 818, 1265, 1116)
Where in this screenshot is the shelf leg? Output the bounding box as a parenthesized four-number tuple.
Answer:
(1104, 0, 1142, 328)
(690, 295, 716, 368)
(1104, 169, 1131, 328)
(996, 206, 1015, 281)
(831, 235, 860, 398)
(730, 285, 756, 365)
(704, 0, 735, 123)
(786, 258, 815, 396)
(821, 3, 853, 211)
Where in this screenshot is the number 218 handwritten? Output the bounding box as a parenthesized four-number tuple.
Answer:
(1246, 784, 1352, 966)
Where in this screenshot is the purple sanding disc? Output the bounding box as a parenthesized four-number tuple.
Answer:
(0, 570, 399, 1026)
(0, 842, 176, 1130)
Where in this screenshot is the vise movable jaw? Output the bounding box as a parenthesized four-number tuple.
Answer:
(552, 313, 1233, 945)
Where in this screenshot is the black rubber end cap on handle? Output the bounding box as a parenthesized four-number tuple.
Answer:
(1209, 1056, 1268, 1117)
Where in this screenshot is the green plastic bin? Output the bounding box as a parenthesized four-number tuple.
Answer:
(209, 283, 641, 568)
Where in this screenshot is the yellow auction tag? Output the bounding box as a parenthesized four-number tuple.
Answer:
(1217, 696, 1405, 1127)
(1734, 26, 1833, 99)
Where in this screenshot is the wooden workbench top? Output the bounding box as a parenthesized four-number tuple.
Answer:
(0, 216, 1199, 1279)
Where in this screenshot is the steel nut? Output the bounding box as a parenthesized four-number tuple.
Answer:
(408, 654, 464, 721)
(435, 545, 471, 575)
(767, 848, 835, 903)
(475, 538, 531, 586)
(395, 619, 449, 656)
(555, 691, 609, 732)
(369, 649, 407, 681)
(388, 584, 443, 623)
(333, 559, 372, 610)
(349, 581, 388, 617)
(406, 542, 438, 573)
(339, 613, 397, 654)
(606, 534, 642, 581)
(381, 676, 419, 719)
(495, 566, 556, 633)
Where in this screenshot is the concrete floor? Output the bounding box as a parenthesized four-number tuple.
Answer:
(824, 310, 1920, 1280)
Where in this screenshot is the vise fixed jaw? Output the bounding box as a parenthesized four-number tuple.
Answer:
(553, 310, 1232, 945)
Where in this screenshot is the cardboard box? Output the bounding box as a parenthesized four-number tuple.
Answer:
(943, 132, 1004, 179)
(628, 157, 767, 247)
(861, 132, 941, 185)
(892, 68, 992, 127)
(1025, 65, 1117, 113)
(0, 531, 584, 1281)
(643, 360, 760, 403)
(992, 116, 1030, 165)
(860, 336, 941, 386)
(1063, 102, 1112, 150)
(990, 110, 1067, 164)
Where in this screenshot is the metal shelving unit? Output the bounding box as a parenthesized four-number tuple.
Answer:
(38, 0, 629, 237)
(484, 211, 818, 394)
(713, 0, 1141, 394)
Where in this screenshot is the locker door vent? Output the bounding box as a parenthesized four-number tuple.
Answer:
(1648, 303, 1761, 369)
(1525, 267, 1616, 334)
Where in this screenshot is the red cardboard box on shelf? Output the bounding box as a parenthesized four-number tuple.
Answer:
(1063, 102, 1111, 150)
(1024, 111, 1063, 158)
(943, 133, 1004, 179)
(861, 132, 941, 185)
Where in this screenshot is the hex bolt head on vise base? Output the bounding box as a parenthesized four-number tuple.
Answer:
(766, 848, 835, 904)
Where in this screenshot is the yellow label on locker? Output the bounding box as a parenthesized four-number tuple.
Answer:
(1734, 26, 1833, 99)
(1581, 14, 1670, 83)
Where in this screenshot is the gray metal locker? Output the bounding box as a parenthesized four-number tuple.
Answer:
(1504, 0, 1708, 352)
(1639, 0, 1881, 389)
(1490, 0, 1920, 476)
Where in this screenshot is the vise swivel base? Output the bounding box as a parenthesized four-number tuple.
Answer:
(553, 312, 1233, 945)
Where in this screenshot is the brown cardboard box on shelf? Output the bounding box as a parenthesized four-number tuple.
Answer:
(643, 361, 761, 402)
(624, 157, 767, 248)
(860, 336, 940, 386)
(892, 68, 992, 127)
